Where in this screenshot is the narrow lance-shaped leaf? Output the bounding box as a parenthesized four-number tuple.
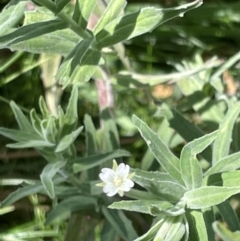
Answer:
(186, 210, 208, 241)
(133, 175, 186, 203)
(132, 115, 183, 185)
(0, 127, 42, 143)
(160, 103, 212, 161)
(73, 149, 130, 173)
(84, 114, 98, 179)
(96, 0, 202, 48)
(217, 201, 240, 232)
(213, 221, 240, 241)
(134, 218, 164, 241)
(7, 101, 34, 133)
(164, 215, 185, 241)
(184, 186, 240, 209)
(153, 216, 182, 241)
(204, 152, 240, 177)
(1, 183, 45, 207)
(55, 126, 83, 153)
(56, 39, 93, 84)
(180, 131, 218, 190)
(60, 48, 101, 86)
(212, 102, 240, 164)
(0, 18, 68, 47)
(40, 161, 67, 198)
(101, 206, 138, 241)
(45, 195, 97, 225)
(0, 0, 25, 36)
(73, 0, 97, 30)
(109, 200, 173, 216)
(56, 0, 71, 14)
(93, 0, 127, 35)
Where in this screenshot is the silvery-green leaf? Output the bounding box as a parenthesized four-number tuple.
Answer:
(132, 115, 183, 185)
(212, 103, 240, 164)
(184, 186, 240, 209)
(73, 0, 97, 30)
(109, 200, 173, 215)
(0, 0, 25, 36)
(180, 131, 218, 190)
(40, 161, 67, 198)
(93, 0, 127, 35)
(96, 1, 202, 48)
(204, 152, 240, 176)
(213, 221, 240, 241)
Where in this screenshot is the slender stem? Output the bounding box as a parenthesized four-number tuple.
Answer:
(33, 0, 91, 39)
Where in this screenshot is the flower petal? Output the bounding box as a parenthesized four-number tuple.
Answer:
(99, 169, 115, 182)
(120, 179, 134, 192)
(116, 163, 129, 178)
(104, 183, 118, 196)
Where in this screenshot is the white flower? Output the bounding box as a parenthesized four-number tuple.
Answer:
(97, 160, 135, 197)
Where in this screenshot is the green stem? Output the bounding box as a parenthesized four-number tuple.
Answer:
(0, 51, 23, 73)
(34, 0, 91, 39)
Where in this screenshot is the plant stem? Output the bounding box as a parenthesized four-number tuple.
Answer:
(33, 0, 91, 39)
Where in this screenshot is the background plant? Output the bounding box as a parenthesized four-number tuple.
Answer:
(1, 0, 240, 240)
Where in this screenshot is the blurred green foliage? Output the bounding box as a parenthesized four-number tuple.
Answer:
(1, 0, 240, 240)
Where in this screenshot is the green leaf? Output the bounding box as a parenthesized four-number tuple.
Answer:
(45, 195, 97, 225)
(84, 114, 98, 155)
(212, 103, 240, 164)
(160, 104, 212, 162)
(133, 175, 186, 203)
(7, 140, 55, 149)
(202, 208, 215, 241)
(10, 28, 78, 55)
(64, 87, 79, 125)
(0, 18, 68, 47)
(101, 206, 138, 241)
(217, 201, 240, 232)
(153, 215, 183, 241)
(40, 161, 67, 199)
(30, 109, 43, 136)
(55, 126, 83, 153)
(95, 1, 202, 48)
(132, 115, 183, 185)
(39, 96, 51, 118)
(0, 0, 25, 36)
(134, 218, 164, 241)
(100, 220, 118, 241)
(56, 0, 71, 14)
(84, 114, 98, 179)
(1, 183, 45, 207)
(73, 0, 97, 30)
(10, 101, 34, 133)
(0, 127, 41, 142)
(60, 48, 101, 86)
(134, 169, 178, 183)
(205, 152, 240, 176)
(184, 186, 240, 209)
(150, 200, 185, 217)
(100, 108, 120, 152)
(205, 171, 240, 187)
(109, 200, 173, 215)
(180, 131, 218, 190)
(213, 221, 240, 241)
(93, 0, 127, 35)
(186, 210, 208, 241)
(56, 39, 93, 84)
(164, 215, 185, 241)
(73, 149, 130, 173)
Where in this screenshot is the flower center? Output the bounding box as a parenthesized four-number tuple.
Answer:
(114, 176, 123, 187)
